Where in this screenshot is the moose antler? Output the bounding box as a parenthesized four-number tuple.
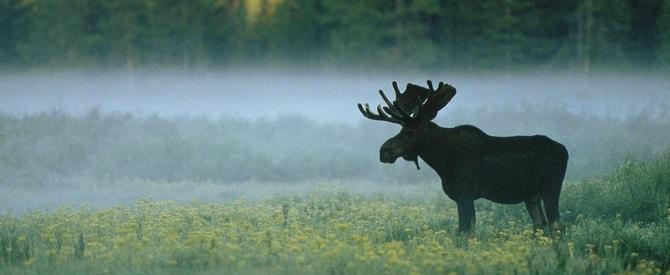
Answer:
(413, 80, 457, 122)
(358, 80, 456, 124)
(380, 85, 412, 119)
(358, 81, 413, 125)
(357, 103, 405, 124)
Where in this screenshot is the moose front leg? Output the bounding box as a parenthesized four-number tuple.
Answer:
(456, 198, 476, 235)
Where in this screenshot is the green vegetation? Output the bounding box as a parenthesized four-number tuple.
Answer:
(563, 153, 670, 223)
(1, 0, 669, 70)
(1, 152, 669, 274)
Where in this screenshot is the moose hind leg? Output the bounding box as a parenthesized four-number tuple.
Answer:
(542, 192, 562, 231)
(525, 197, 548, 231)
(541, 175, 564, 232)
(541, 170, 565, 233)
(543, 147, 568, 232)
(456, 199, 476, 236)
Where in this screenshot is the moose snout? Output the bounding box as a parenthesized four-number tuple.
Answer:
(379, 149, 398, 163)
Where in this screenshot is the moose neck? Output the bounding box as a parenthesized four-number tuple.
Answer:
(415, 122, 459, 180)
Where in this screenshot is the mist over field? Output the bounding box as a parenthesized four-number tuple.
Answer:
(1, 70, 669, 123)
(1, 69, 669, 212)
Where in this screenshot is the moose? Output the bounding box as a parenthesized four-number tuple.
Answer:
(357, 81, 569, 235)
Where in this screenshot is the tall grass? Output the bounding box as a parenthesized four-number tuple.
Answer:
(562, 152, 670, 223)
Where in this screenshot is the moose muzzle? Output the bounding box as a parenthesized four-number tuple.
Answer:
(380, 149, 398, 163)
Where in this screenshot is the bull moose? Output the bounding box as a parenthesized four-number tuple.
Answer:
(357, 81, 569, 235)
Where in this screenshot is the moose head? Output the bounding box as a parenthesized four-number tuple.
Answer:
(357, 80, 456, 169)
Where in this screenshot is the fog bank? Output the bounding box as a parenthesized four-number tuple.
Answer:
(1, 70, 668, 124)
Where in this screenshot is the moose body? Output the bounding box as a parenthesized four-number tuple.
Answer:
(360, 81, 569, 234)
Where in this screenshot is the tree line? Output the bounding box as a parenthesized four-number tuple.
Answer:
(1, 0, 669, 71)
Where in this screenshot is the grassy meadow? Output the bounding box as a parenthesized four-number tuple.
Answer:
(1, 153, 670, 274)
(1, 111, 669, 274)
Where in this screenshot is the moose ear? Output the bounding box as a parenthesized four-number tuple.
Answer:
(417, 83, 457, 122)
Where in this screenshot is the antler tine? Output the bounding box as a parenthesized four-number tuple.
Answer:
(378, 89, 394, 108)
(379, 89, 410, 118)
(392, 81, 401, 97)
(357, 103, 404, 124)
(426, 80, 446, 94)
(357, 103, 377, 120)
(375, 104, 405, 124)
(383, 106, 406, 120)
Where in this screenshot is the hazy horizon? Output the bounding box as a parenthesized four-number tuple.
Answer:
(2, 68, 670, 214)
(2, 69, 669, 126)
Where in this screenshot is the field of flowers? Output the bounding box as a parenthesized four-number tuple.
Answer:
(1, 190, 669, 275)
(2, 151, 670, 274)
